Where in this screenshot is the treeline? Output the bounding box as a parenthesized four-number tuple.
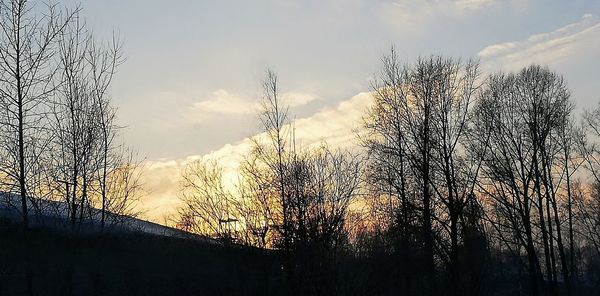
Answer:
(0, 0, 141, 230)
(177, 49, 600, 295)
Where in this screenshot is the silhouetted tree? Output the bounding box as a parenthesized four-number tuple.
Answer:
(87, 33, 124, 230)
(51, 13, 96, 226)
(179, 159, 238, 240)
(49, 10, 128, 229)
(363, 49, 484, 294)
(0, 0, 75, 228)
(473, 65, 575, 295)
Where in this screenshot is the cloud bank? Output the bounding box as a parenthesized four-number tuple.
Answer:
(138, 92, 370, 222)
(378, 0, 522, 32)
(137, 12, 600, 223)
(478, 14, 600, 71)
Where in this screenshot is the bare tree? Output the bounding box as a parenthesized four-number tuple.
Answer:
(87, 32, 124, 230)
(51, 12, 94, 226)
(473, 65, 575, 295)
(48, 10, 126, 230)
(557, 108, 582, 280)
(581, 102, 600, 186)
(236, 156, 274, 248)
(258, 69, 292, 251)
(179, 159, 238, 240)
(363, 50, 483, 294)
(473, 72, 545, 295)
(0, 0, 75, 228)
(302, 146, 362, 252)
(100, 149, 143, 225)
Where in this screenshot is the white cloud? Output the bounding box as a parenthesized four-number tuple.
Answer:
(191, 89, 259, 115)
(137, 92, 371, 222)
(291, 92, 370, 149)
(137, 11, 600, 222)
(478, 14, 600, 71)
(455, 0, 496, 11)
(378, 0, 509, 32)
(281, 92, 318, 107)
(187, 89, 319, 123)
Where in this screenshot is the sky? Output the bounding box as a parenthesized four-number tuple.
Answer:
(64, 0, 600, 222)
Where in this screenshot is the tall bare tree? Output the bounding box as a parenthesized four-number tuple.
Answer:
(474, 65, 575, 295)
(0, 0, 75, 228)
(51, 13, 93, 226)
(87, 32, 124, 230)
(253, 69, 292, 251)
(363, 50, 483, 293)
(48, 9, 125, 230)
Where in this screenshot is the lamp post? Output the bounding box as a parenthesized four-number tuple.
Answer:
(56, 179, 75, 224)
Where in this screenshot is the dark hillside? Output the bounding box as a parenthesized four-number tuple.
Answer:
(1, 222, 599, 295)
(0, 225, 282, 296)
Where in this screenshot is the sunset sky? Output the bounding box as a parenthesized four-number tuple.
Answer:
(70, 0, 600, 221)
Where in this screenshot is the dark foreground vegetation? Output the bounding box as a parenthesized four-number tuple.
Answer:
(0, 224, 281, 296)
(0, 222, 598, 296)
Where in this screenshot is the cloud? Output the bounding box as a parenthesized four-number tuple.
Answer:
(137, 92, 371, 222)
(455, 0, 497, 11)
(281, 92, 318, 107)
(191, 89, 259, 115)
(378, 0, 508, 32)
(478, 14, 600, 71)
(187, 89, 319, 123)
(291, 92, 370, 149)
(136, 11, 600, 222)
